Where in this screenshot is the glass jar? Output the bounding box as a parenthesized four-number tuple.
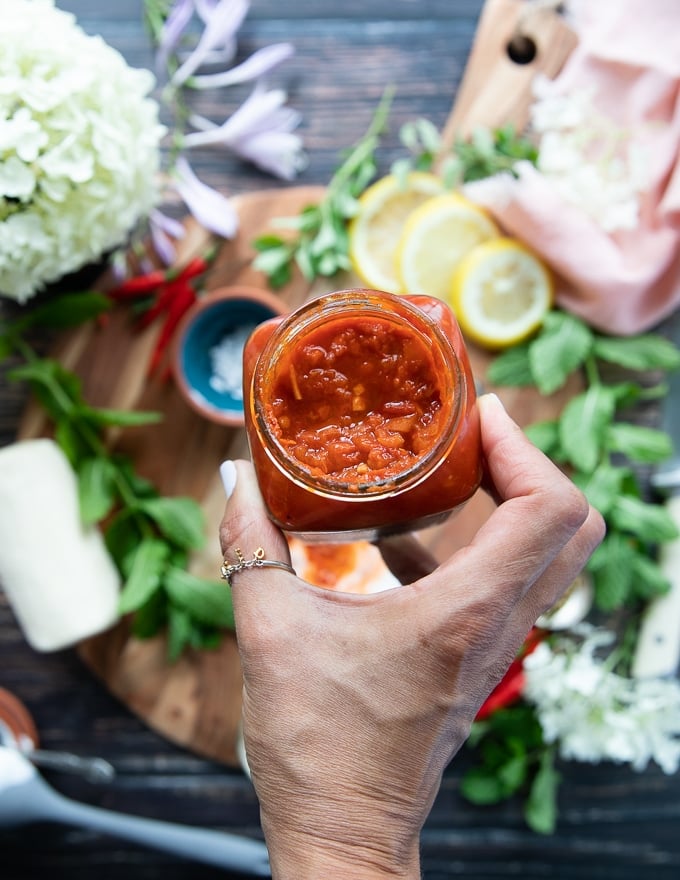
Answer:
(243, 289, 482, 542)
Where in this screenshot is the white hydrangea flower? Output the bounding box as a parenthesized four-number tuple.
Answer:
(0, 0, 166, 302)
(528, 77, 650, 233)
(523, 626, 680, 774)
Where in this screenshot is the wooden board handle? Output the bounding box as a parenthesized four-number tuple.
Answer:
(441, 0, 578, 145)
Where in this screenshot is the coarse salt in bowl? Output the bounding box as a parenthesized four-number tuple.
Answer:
(172, 286, 288, 426)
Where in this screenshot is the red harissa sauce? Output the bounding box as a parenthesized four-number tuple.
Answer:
(244, 290, 482, 541)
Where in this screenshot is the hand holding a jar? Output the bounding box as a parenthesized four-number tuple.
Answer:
(218, 393, 605, 880)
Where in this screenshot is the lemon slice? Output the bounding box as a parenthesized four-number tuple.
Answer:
(450, 237, 553, 349)
(348, 172, 444, 292)
(396, 192, 499, 300)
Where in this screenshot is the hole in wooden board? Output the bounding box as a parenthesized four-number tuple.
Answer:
(507, 33, 538, 65)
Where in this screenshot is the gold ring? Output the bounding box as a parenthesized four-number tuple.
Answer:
(220, 546, 297, 584)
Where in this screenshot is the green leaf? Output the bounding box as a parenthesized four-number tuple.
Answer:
(0, 334, 13, 361)
(524, 749, 560, 835)
(486, 344, 534, 387)
(609, 495, 680, 543)
(118, 538, 169, 615)
(605, 423, 673, 464)
(572, 464, 629, 516)
(498, 753, 528, 793)
(529, 311, 594, 395)
(130, 589, 167, 639)
(104, 511, 143, 574)
(12, 292, 111, 331)
(558, 386, 616, 472)
(80, 405, 163, 428)
(524, 420, 560, 457)
(631, 552, 671, 601)
(460, 767, 507, 804)
(593, 334, 680, 372)
(78, 456, 119, 525)
(139, 496, 206, 550)
(587, 532, 637, 610)
(167, 606, 194, 662)
(164, 566, 235, 629)
(54, 418, 90, 468)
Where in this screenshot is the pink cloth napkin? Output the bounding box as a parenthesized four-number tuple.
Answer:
(463, 0, 680, 335)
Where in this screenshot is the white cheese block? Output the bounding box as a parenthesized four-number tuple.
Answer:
(0, 438, 121, 651)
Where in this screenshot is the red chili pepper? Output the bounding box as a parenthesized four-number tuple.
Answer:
(108, 252, 212, 301)
(136, 278, 184, 329)
(108, 268, 168, 298)
(175, 255, 209, 282)
(147, 282, 197, 376)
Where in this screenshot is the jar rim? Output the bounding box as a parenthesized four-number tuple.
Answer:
(249, 289, 467, 500)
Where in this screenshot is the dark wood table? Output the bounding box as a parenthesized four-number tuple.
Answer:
(1, 2, 679, 878)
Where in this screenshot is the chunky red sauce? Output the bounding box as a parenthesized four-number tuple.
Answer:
(243, 291, 482, 540)
(266, 317, 445, 484)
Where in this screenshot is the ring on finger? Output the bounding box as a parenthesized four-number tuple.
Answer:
(220, 546, 296, 584)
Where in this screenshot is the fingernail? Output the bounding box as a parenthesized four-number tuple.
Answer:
(220, 460, 237, 500)
(480, 392, 506, 412)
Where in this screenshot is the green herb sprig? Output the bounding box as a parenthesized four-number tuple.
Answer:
(488, 309, 680, 611)
(391, 120, 538, 187)
(252, 88, 394, 289)
(461, 706, 559, 835)
(1, 294, 234, 661)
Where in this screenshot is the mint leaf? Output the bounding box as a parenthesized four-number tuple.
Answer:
(460, 766, 507, 804)
(486, 343, 534, 387)
(11, 292, 110, 332)
(524, 420, 560, 458)
(529, 311, 593, 395)
(558, 386, 616, 472)
(80, 405, 163, 428)
(118, 538, 169, 615)
(632, 552, 671, 600)
(78, 456, 119, 525)
(140, 496, 206, 550)
(588, 532, 637, 609)
(572, 464, 629, 516)
(164, 567, 235, 629)
(605, 422, 673, 464)
(609, 496, 679, 543)
(593, 334, 680, 372)
(167, 606, 194, 662)
(524, 748, 560, 835)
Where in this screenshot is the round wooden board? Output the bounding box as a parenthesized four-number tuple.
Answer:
(17, 0, 580, 766)
(30, 183, 578, 767)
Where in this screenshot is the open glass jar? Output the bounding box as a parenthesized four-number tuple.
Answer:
(243, 289, 482, 542)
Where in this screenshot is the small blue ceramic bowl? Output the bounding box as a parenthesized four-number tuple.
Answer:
(173, 285, 288, 426)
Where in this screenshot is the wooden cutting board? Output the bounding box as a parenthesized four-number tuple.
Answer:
(18, 0, 578, 767)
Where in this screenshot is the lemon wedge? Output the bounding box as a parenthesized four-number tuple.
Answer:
(396, 192, 499, 300)
(449, 237, 553, 349)
(348, 172, 444, 292)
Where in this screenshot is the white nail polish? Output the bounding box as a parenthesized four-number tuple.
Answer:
(220, 460, 237, 500)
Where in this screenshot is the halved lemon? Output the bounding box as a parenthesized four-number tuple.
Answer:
(348, 172, 445, 293)
(396, 192, 499, 301)
(449, 237, 553, 349)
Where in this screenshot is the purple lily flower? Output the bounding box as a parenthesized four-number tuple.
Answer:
(155, 0, 194, 76)
(172, 157, 238, 238)
(189, 42, 295, 89)
(184, 85, 305, 179)
(172, 0, 249, 87)
(149, 208, 186, 264)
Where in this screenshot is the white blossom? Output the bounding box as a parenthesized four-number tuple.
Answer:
(523, 626, 680, 774)
(0, 0, 165, 303)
